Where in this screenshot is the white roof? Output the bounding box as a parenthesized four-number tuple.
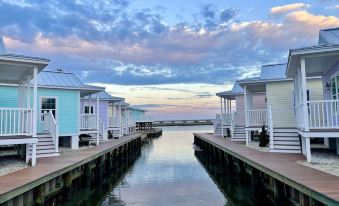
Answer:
(319, 27, 339, 45)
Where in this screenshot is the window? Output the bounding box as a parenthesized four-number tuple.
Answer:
(84, 105, 94, 114)
(330, 75, 339, 100)
(41, 97, 56, 121)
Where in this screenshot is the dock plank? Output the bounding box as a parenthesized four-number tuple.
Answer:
(194, 133, 339, 205)
(0, 133, 141, 203)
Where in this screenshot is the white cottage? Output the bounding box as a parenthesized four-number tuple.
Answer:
(239, 64, 323, 154)
(286, 27, 339, 162)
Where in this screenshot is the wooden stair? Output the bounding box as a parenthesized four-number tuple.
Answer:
(270, 128, 301, 153)
(231, 126, 246, 141)
(28, 134, 59, 158)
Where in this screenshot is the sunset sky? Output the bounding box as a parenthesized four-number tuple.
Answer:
(0, 0, 338, 120)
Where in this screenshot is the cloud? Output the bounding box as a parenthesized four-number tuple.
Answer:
(270, 3, 310, 15)
(1, 1, 338, 88)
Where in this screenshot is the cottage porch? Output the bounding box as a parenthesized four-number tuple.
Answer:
(0, 45, 49, 166)
(287, 44, 339, 162)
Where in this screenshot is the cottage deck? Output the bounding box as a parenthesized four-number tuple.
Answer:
(0, 133, 141, 203)
(194, 133, 339, 205)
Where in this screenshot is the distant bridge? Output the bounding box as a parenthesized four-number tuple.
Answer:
(153, 119, 213, 127)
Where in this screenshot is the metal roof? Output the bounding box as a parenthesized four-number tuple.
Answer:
(260, 63, 287, 80)
(38, 70, 104, 92)
(38, 71, 84, 88)
(84, 91, 124, 101)
(319, 27, 339, 45)
(130, 106, 146, 112)
(232, 82, 244, 93)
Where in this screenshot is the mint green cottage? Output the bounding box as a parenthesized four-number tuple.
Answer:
(0, 70, 104, 158)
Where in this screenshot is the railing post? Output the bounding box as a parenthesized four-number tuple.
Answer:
(55, 125, 59, 153)
(269, 105, 274, 149)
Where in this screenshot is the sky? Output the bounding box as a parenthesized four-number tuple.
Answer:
(0, 0, 338, 120)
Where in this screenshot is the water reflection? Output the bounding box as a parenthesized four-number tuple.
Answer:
(67, 126, 263, 206)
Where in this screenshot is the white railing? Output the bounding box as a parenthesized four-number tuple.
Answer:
(0, 108, 33, 136)
(220, 113, 233, 126)
(246, 109, 267, 127)
(47, 112, 58, 153)
(214, 114, 221, 131)
(308, 100, 339, 129)
(267, 105, 273, 149)
(230, 112, 236, 138)
(99, 119, 104, 141)
(80, 114, 97, 130)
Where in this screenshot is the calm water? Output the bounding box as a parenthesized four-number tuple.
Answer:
(69, 126, 259, 206)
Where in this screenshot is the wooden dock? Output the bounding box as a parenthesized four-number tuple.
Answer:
(194, 133, 339, 205)
(0, 133, 142, 204)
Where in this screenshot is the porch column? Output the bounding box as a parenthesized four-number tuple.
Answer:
(244, 86, 249, 128)
(96, 94, 99, 146)
(26, 77, 31, 108)
(300, 59, 309, 131)
(220, 98, 223, 115)
(111, 104, 114, 128)
(32, 67, 38, 138)
(119, 103, 122, 138)
(224, 98, 227, 114)
(31, 143, 37, 166)
(305, 137, 311, 162)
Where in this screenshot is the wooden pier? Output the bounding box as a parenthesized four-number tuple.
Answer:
(194, 133, 339, 206)
(0, 131, 157, 205)
(153, 119, 213, 127)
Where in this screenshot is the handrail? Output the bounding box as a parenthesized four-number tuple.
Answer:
(230, 112, 236, 138)
(48, 112, 59, 153)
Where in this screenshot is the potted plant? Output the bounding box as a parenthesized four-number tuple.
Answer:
(259, 124, 269, 147)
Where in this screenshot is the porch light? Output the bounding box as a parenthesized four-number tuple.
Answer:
(325, 82, 330, 91)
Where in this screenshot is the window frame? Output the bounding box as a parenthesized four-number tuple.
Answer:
(40, 96, 58, 122)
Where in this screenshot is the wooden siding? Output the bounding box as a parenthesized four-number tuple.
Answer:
(37, 88, 79, 136)
(235, 93, 266, 126)
(0, 86, 79, 136)
(266, 81, 295, 127)
(80, 99, 108, 130)
(266, 79, 323, 127)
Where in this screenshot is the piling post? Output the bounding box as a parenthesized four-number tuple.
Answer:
(96, 156, 104, 183)
(35, 184, 45, 206)
(63, 172, 72, 201)
(83, 163, 91, 188)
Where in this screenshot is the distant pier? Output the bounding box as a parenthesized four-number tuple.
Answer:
(153, 119, 213, 127)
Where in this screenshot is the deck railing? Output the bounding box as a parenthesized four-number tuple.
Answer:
(295, 99, 339, 130)
(80, 114, 97, 130)
(0, 108, 33, 136)
(308, 100, 339, 129)
(246, 109, 267, 127)
(220, 113, 233, 126)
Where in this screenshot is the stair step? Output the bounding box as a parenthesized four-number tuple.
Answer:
(273, 133, 299, 137)
(270, 149, 301, 153)
(273, 141, 300, 146)
(272, 145, 301, 150)
(273, 128, 298, 133)
(273, 136, 299, 140)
